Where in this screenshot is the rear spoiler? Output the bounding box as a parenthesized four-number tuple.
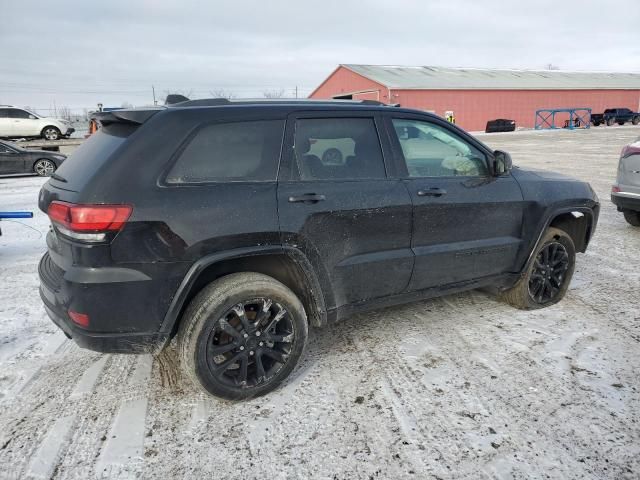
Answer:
(94, 107, 165, 126)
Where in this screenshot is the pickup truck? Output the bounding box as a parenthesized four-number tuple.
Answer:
(591, 108, 640, 127)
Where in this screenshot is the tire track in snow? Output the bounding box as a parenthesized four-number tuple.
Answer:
(25, 415, 75, 479)
(70, 356, 109, 398)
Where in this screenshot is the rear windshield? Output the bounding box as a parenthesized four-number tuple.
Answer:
(52, 124, 137, 189)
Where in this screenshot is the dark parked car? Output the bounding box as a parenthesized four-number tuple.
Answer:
(38, 99, 600, 400)
(485, 119, 516, 133)
(0, 140, 66, 176)
(591, 108, 640, 127)
(612, 138, 640, 226)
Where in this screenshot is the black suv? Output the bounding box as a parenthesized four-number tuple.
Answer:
(38, 99, 599, 399)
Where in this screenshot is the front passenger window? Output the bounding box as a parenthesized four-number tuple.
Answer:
(392, 119, 488, 177)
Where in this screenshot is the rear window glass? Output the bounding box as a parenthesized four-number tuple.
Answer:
(165, 120, 284, 183)
(53, 124, 136, 188)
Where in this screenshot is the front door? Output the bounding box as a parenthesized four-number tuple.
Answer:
(277, 113, 414, 309)
(386, 115, 525, 291)
(9, 109, 38, 136)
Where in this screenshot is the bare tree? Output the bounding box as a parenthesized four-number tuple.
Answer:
(545, 63, 560, 70)
(262, 89, 285, 99)
(210, 89, 237, 99)
(57, 105, 72, 121)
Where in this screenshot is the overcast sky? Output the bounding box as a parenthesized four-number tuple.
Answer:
(1, 0, 639, 113)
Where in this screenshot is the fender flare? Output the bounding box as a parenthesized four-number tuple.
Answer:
(521, 205, 597, 275)
(159, 245, 328, 334)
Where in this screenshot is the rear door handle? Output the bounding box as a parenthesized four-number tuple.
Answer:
(417, 188, 447, 197)
(288, 193, 326, 203)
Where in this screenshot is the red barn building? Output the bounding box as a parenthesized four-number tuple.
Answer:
(309, 64, 640, 131)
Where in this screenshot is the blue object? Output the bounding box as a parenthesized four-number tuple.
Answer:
(535, 108, 592, 130)
(0, 211, 34, 219)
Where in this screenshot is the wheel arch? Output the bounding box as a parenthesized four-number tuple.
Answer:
(40, 125, 61, 137)
(161, 246, 328, 337)
(523, 206, 596, 274)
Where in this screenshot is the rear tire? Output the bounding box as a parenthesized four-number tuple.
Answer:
(632, 116, 640, 125)
(33, 159, 56, 176)
(41, 126, 61, 140)
(606, 117, 614, 126)
(500, 227, 575, 310)
(623, 210, 640, 226)
(178, 272, 308, 400)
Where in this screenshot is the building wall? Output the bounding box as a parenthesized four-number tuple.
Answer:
(310, 66, 640, 131)
(392, 89, 640, 131)
(310, 66, 387, 102)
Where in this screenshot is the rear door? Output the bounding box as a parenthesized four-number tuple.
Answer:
(385, 114, 525, 291)
(277, 112, 414, 309)
(0, 108, 15, 136)
(0, 143, 24, 174)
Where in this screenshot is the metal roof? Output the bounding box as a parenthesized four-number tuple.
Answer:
(342, 64, 640, 90)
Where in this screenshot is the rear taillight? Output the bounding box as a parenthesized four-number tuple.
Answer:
(68, 310, 90, 328)
(47, 201, 132, 242)
(612, 185, 621, 193)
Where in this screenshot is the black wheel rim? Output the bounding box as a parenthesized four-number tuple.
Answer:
(205, 298, 294, 389)
(528, 241, 570, 304)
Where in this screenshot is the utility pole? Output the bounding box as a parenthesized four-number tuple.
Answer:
(152, 85, 157, 105)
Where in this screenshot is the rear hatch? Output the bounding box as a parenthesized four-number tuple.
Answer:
(618, 140, 640, 189)
(38, 108, 162, 270)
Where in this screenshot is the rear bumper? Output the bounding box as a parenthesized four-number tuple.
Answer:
(38, 252, 171, 354)
(41, 299, 168, 353)
(611, 192, 640, 212)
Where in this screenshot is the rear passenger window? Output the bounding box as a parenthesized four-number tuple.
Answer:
(166, 120, 284, 183)
(294, 118, 386, 180)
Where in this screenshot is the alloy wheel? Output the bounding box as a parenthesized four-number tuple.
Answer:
(205, 298, 295, 388)
(528, 241, 570, 304)
(35, 159, 55, 176)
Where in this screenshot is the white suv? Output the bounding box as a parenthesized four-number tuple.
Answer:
(0, 106, 75, 141)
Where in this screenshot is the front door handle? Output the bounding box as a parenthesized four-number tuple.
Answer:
(417, 188, 447, 197)
(288, 193, 326, 203)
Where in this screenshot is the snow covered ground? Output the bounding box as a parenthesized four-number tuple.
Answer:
(0, 126, 639, 479)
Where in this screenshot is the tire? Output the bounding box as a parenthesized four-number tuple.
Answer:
(33, 159, 56, 176)
(322, 148, 343, 165)
(593, 122, 600, 127)
(41, 126, 61, 140)
(606, 117, 614, 126)
(623, 210, 640, 226)
(500, 227, 576, 310)
(178, 272, 308, 400)
(633, 116, 640, 126)
(617, 121, 625, 126)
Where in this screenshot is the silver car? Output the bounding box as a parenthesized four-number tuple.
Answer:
(612, 138, 640, 226)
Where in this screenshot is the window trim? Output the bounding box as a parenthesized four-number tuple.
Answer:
(159, 117, 286, 187)
(384, 113, 494, 179)
(279, 111, 392, 183)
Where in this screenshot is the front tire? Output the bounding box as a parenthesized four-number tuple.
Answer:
(178, 272, 308, 400)
(500, 227, 575, 310)
(606, 117, 614, 126)
(41, 126, 61, 140)
(632, 116, 640, 125)
(623, 210, 640, 226)
(33, 159, 56, 176)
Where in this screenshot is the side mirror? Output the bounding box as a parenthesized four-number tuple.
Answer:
(493, 150, 512, 175)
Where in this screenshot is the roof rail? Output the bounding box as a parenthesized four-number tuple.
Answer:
(167, 97, 400, 108)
